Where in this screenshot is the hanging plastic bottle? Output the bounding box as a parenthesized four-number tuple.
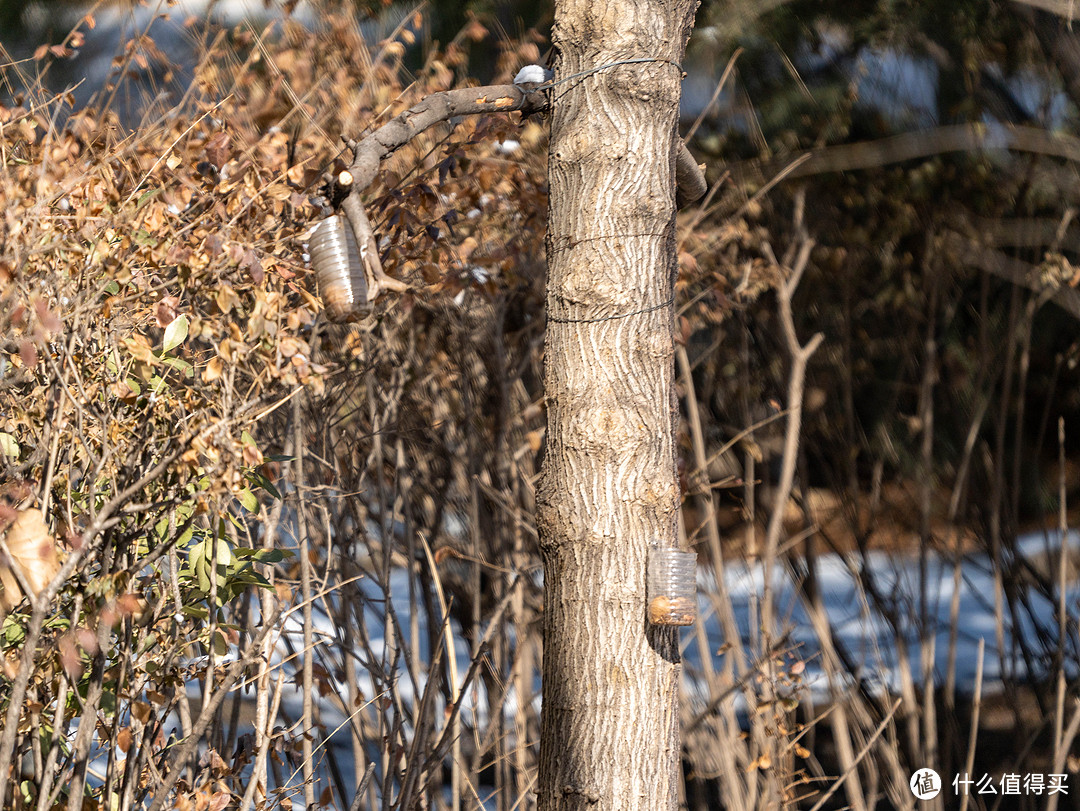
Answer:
(309, 213, 369, 322)
(647, 545, 697, 626)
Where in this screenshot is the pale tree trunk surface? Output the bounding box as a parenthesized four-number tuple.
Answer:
(536, 2, 698, 810)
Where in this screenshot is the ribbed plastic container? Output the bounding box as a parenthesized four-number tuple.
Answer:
(310, 214, 369, 322)
(647, 547, 697, 626)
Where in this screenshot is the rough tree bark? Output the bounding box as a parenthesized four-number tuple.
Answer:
(536, 2, 698, 810)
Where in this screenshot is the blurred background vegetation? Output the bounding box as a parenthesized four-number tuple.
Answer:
(1, 0, 1079, 809)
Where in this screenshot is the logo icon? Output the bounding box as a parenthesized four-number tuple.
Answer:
(910, 769, 941, 800)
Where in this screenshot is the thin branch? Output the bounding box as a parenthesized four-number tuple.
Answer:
(340, 81, 706, 302)
(941, 231, 1080, 320)
(341, 84, 547, 302)
(348, 763, 377, 811)
(145, 613, 282, 811)
(959, 640, 986, 811)
(760, 191, 825, 639)
(730, 123, 1080, 186)
(806, 698, 904, 811)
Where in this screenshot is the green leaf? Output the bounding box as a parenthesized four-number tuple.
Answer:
(261, 478, 281, 501)
(104, 280, 120, 295)
(212, 630, 229, 656)
(188, 538, 207, 576)
(177, 524, 194, 548)
(162, 315, 189, 353)
(248, 470, 281, 500)
(158, 507, 196, 542)
(186, 476, 211, 494)
(241, 430, 256, 446)
(237, 488, 258, 513)
(140, 632, 159, 654)
(136, 188, 162, 209)
(182, 604, 209, 620)
(233, 548, 287, 563)
(3, 614, 27, 645)
(161, 356, 194, 376)
(43, 616, 71, 631)
(211, 537, 233, 566)
(229, 569, 271, 589)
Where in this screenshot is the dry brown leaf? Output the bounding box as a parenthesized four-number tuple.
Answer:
(58, 633, 83, 678)
(18, 340, 37, 369)
(203, 356, 224, 382)
(526, 429, 544, 453)
(748, 753, 771, 771)
(131, 700, 152, 724)
(0, 568, 19, 617)
(34, 300, 62, 334)
(205, 131, 231, 170)
(242, 443, 263, 467)
(122, 334, 154, 364)
(215, 284, 238, 314)
(154, 296, 180, 327)
(1, 508, 60, 598)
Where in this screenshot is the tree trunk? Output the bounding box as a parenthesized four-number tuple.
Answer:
(536, 2, 697, 810)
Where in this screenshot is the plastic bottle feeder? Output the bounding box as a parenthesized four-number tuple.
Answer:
(647, 546, 697, 626)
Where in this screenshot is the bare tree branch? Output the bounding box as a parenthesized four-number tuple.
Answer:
(145, 614, 282, 811)
(941, 231, 1080, 320)
(759, 194, 824, 640)
(340, 84, 548, 302)
(730, 124, 1080, 187)
(676, 142, 708, 207)
(340, 81, 706, 302)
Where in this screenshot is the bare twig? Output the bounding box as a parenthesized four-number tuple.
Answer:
(760, 190, 825, 638)
(145, 613, 282, 811)
(1047, 700, 1080, 811)
(958, 639, 986, 811)
(807, 698, 904, 811)
(340, 81, 706, 303)
(347, 763, 377, 811)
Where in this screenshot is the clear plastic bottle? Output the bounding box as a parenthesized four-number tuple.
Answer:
(309, 213, 369, 322)
(647, 546, 697, 626)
